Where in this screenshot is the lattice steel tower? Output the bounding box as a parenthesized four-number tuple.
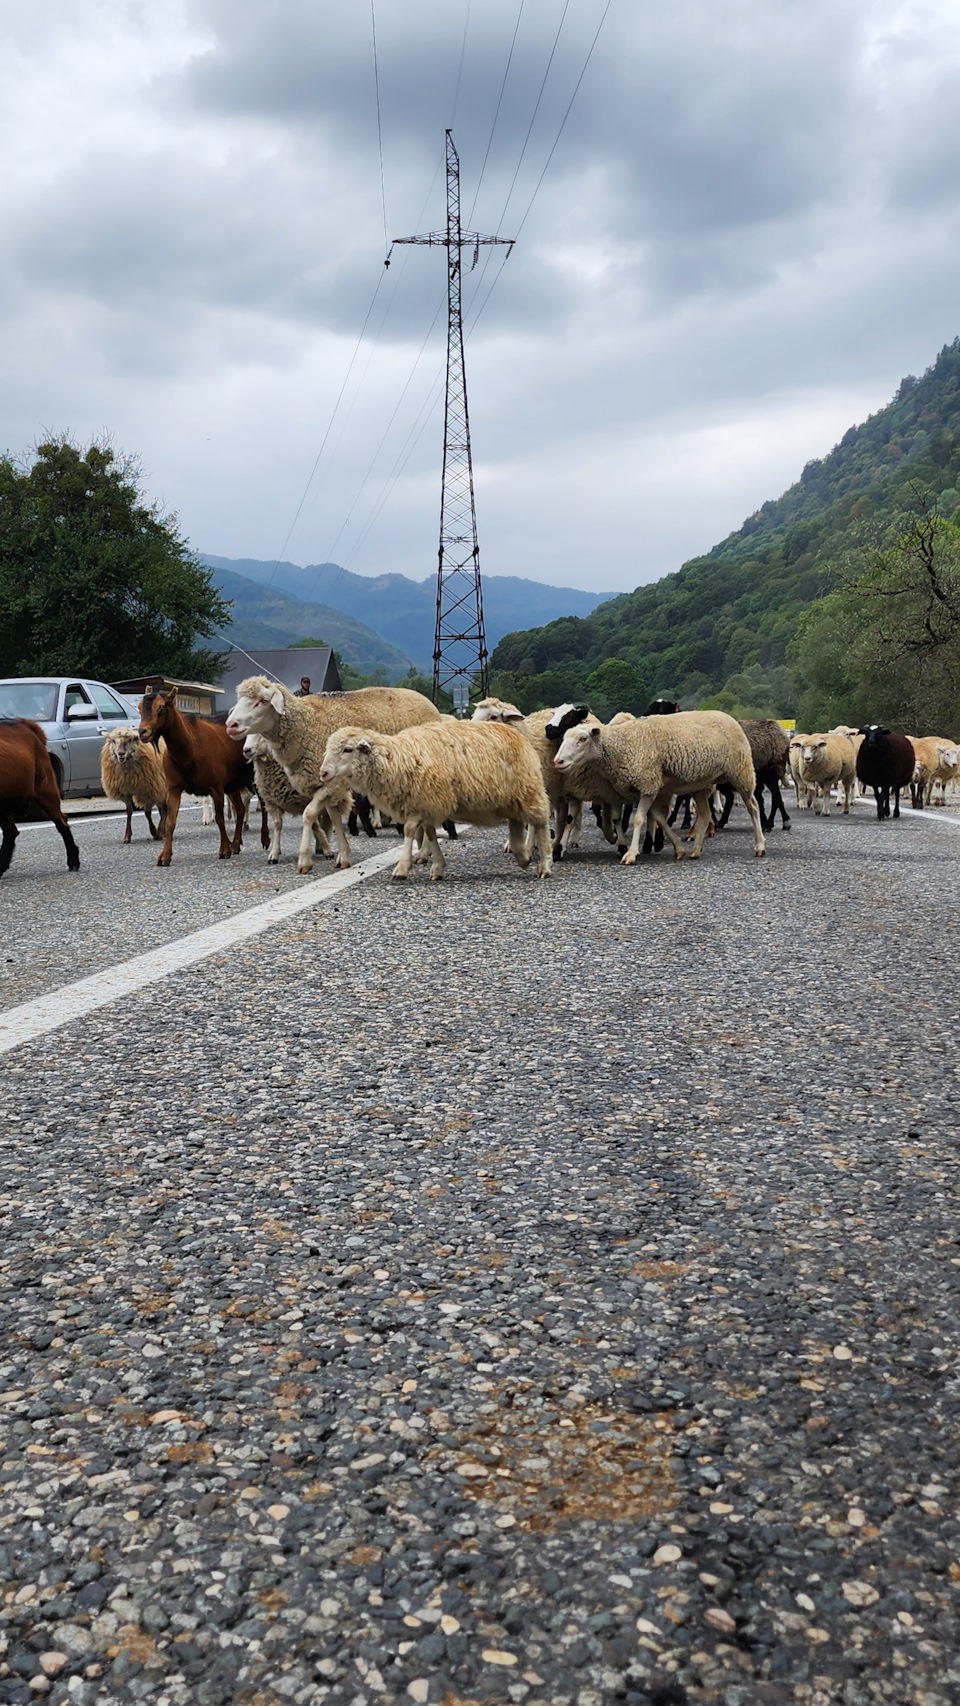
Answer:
(391, 132, 514, 704)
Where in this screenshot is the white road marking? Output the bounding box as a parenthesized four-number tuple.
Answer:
(913, 809, 960, 829)
(0, 841, 408, 1056)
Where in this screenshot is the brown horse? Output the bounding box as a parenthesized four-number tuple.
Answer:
(138, 690, 253, 866)
(0, 719, 80, 878)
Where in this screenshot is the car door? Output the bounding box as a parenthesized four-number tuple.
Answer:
(61, 682, 103, 794)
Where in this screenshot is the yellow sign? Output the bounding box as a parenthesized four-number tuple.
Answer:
(777, 719, 796, 731)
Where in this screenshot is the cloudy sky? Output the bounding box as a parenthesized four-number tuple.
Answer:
(3, 0, 960, 597)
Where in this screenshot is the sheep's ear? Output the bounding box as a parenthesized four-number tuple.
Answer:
(267, 687, 285, 713)
(588, 724, 601, 742)
(356, 737, 373, 754)
(502, 707, 524, 724)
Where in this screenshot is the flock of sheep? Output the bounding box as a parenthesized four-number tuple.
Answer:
(95, 679, 959, 885)
(789, 726, 960, 818)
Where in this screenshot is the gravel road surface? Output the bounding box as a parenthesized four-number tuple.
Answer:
(1, 804, 958, 1706)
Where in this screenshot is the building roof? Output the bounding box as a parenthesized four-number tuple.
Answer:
(216, 647, 342, 704)
(112, 675, 224, 696)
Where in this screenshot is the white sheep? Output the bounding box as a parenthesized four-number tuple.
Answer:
(242, 733, 337, 863)
(225, 678, 440, 874)
(319, 720, 553, 881)
(799, 733, 856, 815)
(100, 727, 167, 843)
(471, 696, 603, 855)
(553, 710, 766, 863)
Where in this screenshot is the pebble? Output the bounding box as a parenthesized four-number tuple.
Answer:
(1, 813, 958, 1706)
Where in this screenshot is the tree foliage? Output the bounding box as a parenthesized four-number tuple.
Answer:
(789, 487, 960, 734)
(491, 339, 960, 719)
(0, 438, 230, 681)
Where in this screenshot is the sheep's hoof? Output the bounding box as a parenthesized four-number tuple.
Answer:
(620, 851, 637, 866)
(538, 866, 552, 878)
(391, 867, 409, 881)
(673, 848, 685, 861)
(688, 849, 700, 860)
(429, 870, 445, 882)
(755, 848, 766, 858)
(267, 855, 280, 865)
(335, 856, 350, 870)
(297, 860, 313, 875)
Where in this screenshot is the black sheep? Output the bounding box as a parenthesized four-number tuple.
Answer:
(856, 725, 915, 820)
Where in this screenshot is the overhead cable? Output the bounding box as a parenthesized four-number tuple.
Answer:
(371, 0, 389, 257)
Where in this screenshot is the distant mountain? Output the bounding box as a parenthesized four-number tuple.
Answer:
(201, 555, 611, 667)
(210, 567, 417, 680)
(489, 338, 960, 713)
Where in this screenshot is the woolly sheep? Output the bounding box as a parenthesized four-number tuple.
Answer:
(798, 733, 856, 815)
(908, 736, 959, 809)
(553, 710, 766, 864)
(225, 678, 440, 874)
(716, 719, 791, 833)
(242, 732, 342, 864)
(100, 727, 167, 843)
(318, 720, 553, 881)
(472, 696, 603, 855)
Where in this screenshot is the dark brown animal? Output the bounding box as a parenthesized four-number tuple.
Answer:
(0, 719, 80, 879)
(856, 725, 915, 820)
(716, 719, 791, 832)
(138, 690, 254, 866)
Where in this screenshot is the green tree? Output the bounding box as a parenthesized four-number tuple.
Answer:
(0, 438, 230, 680)
(790, 486, 960, 734)
(291, 635, 330, 648)
(583, 657, 648, 718)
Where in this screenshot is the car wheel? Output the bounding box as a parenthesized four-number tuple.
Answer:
(50, 756, 65, 796)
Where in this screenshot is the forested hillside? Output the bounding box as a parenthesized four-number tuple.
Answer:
(491, 340, 960, 720)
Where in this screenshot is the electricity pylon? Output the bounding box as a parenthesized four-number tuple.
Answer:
(390, 132, 514, 706)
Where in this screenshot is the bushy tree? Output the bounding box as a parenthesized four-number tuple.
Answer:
(0, 438, 230, 680)
(583, 657, 648, 718)
(790, 486, 960, 734)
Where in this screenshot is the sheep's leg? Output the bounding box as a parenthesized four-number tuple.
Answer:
(267, 811, 283, 864)
(566, 800, 584, 849)
(123, 798, 134, 844)
(842, 778, 853, 814)
(313, 813, 332, 857)
(686, 792, 716, 859)
(393, 820, 419, 880)
(508, 818, 533, 869)
(648, 800, 687, 860)
(769, 778, 791, 830)
(621, 793, 660, 865)
(425, 825, 446, 881)
(534, 821, 553, 878)
(738, 787, 767, 857)
(415, 826, 432, 864)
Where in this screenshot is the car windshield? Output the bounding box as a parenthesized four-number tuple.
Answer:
(0, 682, 59, 721)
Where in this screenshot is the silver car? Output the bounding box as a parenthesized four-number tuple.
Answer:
(0, 676, 143, 798)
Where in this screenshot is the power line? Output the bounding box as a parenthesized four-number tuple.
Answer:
(450, 0, 472, 126)
(466, 0, 527, 225)
(371, 0, 388, 257)
(494, 0, 572, 233)
(513, 0, 615, 240)
(252, 267, 389, 603)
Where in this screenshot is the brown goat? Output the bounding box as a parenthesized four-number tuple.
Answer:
(0, 719, 80, 879)
(138, 691, 253, 866)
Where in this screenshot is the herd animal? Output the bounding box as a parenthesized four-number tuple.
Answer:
(2, 679, 958, 883)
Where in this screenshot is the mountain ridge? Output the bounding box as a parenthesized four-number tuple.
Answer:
(202, 554, 612, 668)
(489, 338, 960, 712)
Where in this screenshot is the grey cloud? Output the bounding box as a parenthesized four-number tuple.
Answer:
(3, 0, 960, 595)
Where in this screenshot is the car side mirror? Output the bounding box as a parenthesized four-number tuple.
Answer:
(66, 703, 98, 720)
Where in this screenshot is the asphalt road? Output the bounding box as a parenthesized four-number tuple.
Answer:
(0, 801, 958, 1706)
